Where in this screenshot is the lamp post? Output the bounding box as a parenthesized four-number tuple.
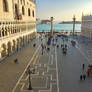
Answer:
(27, 68, 32, 90)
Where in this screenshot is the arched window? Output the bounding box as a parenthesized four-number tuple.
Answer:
(32, 10, 34, 17)
(20, 0, 22, 4)
(22, 6, 25, 15)
(28, 8, 30, 16)
(15, 4, 19, 19)
(3, 0, 9, 12)
(23, 0, 25, 5)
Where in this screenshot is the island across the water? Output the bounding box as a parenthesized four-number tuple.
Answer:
(59, 21, 81, 24)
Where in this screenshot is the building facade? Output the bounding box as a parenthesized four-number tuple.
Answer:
(0, 0, 36, 59)
(81, 15, 92, 39)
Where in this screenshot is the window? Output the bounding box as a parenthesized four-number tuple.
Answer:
(20, 0, 22, 4)
(23, 0, 25, 5)
(32, 10, 34, 17)
(15, 4, 19, 19)
(28, 8, 30, 16)
(22, 6, 25, 15)
(3, 0, 9, 12)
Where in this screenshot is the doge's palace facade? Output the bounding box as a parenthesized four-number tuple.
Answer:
(0, 0, 36, 59)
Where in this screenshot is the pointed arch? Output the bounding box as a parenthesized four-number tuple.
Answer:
(22, 6, 25, 15)
(3, 0, 9, 12)
(28, 8, 31, 16)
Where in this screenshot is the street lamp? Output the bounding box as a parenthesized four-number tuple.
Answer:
(27, 67, 32, 90)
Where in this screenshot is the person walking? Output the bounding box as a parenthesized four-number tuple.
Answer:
(82, 63, 85, 70)
(41, 43, 44, 55)
(80, 75, 82, 80)
(14, 58, 18, 64)
(83, 74, 86, 80)
(65, 44, 67, 48)
(33, 43, 36, 47)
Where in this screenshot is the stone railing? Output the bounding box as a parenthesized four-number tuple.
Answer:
(0, 20, 36, 38)
(0, 28, 36, 41)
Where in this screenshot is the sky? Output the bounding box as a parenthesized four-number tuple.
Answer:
(36, 0, 92, 21)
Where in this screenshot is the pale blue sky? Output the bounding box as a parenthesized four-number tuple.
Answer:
(36, 0, 92, 21)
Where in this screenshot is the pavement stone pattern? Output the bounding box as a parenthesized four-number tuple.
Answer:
(14, 36, 92, 92)
(14, 40, 58, 92)
(1, 35, 92, 92)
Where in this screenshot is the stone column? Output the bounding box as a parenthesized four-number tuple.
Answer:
(0, 25, 2, 37)
(1, 44, 7, 57)
(51, 17, 54, 36)
(73, 15, 76, 35)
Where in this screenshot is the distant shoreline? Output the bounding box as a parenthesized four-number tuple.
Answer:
(37, 22, 81, 25)
(59, 21, 81, 24)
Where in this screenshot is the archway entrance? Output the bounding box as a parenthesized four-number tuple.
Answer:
(7, 42, 12, 55)
(20, 37, 23, 47)
(25, 35, 27, 43)
(28, 35, 30, 43)
(12, 40, 16, 51)
(26, 35, 29, 43)
(23, 36, 25, 46)
(16, 39, 20, 51)
(1, 44, 7, 57)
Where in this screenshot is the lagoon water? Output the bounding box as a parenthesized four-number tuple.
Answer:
(36, 23, 81, 32)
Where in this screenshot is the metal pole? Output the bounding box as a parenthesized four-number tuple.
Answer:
(28, 72, 32, 90)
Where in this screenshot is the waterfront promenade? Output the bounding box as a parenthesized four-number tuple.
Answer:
(0, 34, 92, 92)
